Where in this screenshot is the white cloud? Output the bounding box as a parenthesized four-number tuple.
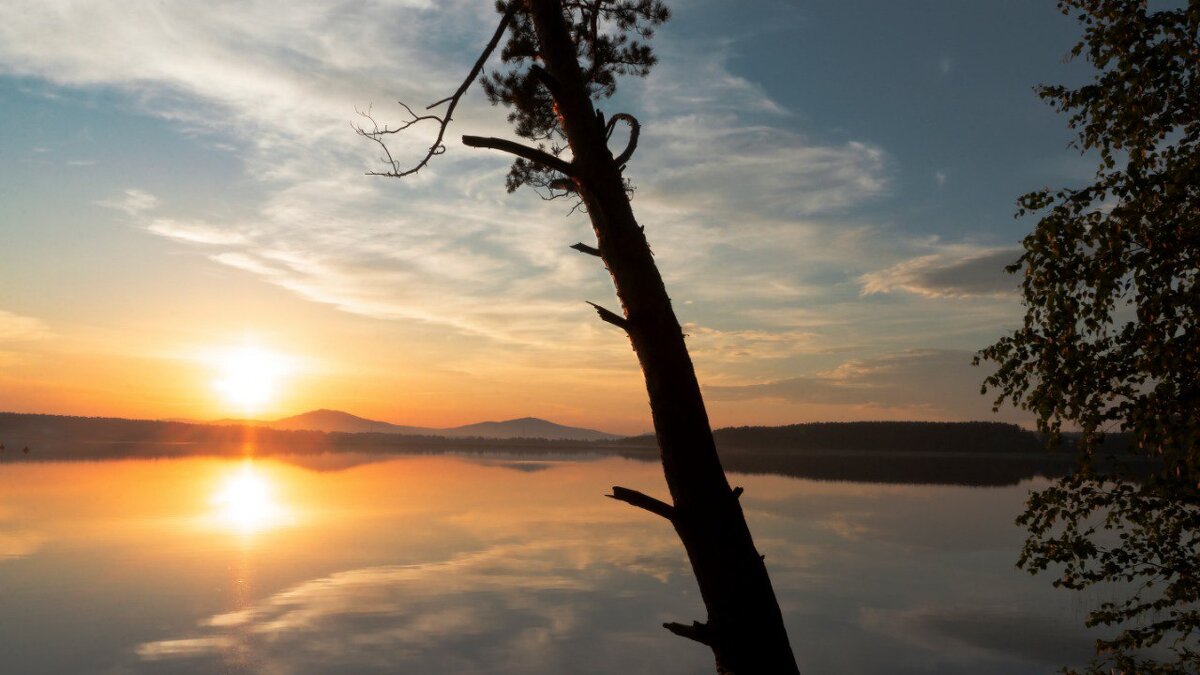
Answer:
(146, 219, 250, 246)
(0, 310, 50, 342)
(859, 246, 1021, 299)
(641, 122, 887, 218)
(684, 324, 820, 362)
(95, 188, 159, 216)
(633, 38, 889, 222)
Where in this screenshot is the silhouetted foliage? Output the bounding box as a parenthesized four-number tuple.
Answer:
(977, 1, 1200, 671)
(480, 0, 666, 194)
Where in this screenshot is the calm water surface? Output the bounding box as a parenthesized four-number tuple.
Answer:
(0, 452, 1097, 673)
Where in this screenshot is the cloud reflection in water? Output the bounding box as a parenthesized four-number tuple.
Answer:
(137, 538, 704, 674)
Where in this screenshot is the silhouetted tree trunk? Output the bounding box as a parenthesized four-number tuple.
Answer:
(523, 3, 799, 672)
(358, 1, 800, 671)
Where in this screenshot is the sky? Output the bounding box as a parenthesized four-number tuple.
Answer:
(0, 1, 1096, 434)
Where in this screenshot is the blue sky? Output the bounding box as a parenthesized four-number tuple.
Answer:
(0, 1, 1095, 432)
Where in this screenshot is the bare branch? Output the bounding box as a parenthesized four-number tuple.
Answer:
(607, 112, 640, 166)
(353, 107, 404, 177)
(586, 301, 629, 331)
(570, 242, 601, 256)
(607, 485, 674, 520)
(461, 135, 576, 176)
(354, 10, 513, 177)
(663, 621, 711, 646)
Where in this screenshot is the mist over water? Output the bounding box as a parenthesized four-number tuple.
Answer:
(0, 452, 1095, 674)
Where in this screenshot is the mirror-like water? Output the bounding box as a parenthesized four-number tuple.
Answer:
(0, 452, 1096, 674)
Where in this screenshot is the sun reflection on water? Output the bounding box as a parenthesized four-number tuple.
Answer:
(210, 461, 291, 535)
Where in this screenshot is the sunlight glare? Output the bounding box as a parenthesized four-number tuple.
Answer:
(211, 462, 290, 534)
(211, 344, 290, 414)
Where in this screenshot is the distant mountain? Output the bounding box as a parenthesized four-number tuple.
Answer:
(259, 409, 619, 441)
(440, 416, 620, 442)
(269, 409, 432, 435)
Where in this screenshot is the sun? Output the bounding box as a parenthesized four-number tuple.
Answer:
(212, 343, 290, 414)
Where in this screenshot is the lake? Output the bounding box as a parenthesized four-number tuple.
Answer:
(0, 452, 1098, 673)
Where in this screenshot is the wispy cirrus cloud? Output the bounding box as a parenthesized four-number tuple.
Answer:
(0, 310, 50, 342)
(0, 0, 896, 358)
(146, 218, 250, 246)
(0, 310, 51, 368)
(643, 124, 887, 219)
(683, 324, 821, 362)
(628, 38, 891, 291)
(95, 188, 160, 216)
(1, 0, 1032, 427)
(706, 349, 1023, 422)
(859, 246, 1022, 299)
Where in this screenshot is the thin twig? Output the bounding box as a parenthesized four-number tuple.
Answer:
(354, 10, 514, 177)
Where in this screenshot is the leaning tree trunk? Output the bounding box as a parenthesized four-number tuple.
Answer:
(523, 1, 800, 672)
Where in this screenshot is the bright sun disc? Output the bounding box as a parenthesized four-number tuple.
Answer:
(212, 344, 289, 414)
(211, 463, 289, 534)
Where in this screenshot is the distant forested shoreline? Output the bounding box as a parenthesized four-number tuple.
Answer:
(1, 412, 1133, 486)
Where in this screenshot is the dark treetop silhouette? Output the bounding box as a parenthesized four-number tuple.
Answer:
(978, 1, 1200, 672)
(355, 1, 800, 673)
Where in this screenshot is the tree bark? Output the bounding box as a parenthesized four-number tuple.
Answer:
(523, 1, 801, 672)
